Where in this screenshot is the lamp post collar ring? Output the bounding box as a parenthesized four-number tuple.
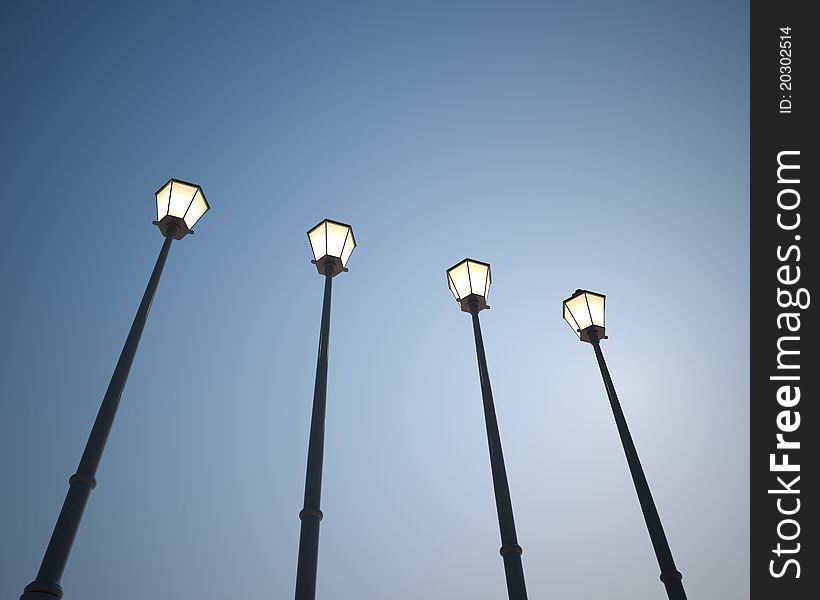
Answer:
(23, 580, 64, 599)
(660, 569, 683, 583)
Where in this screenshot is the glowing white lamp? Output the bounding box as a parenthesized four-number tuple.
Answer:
(563, 289, 606, 342)
(307, 219, 356, 276)
(446, 259, 492, 312)
(154, 179, 210, 239)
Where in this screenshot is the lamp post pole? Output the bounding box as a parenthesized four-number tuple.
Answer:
(588, 331, 686, 600)
(469, 302, 528, 600)
(21, 229, 176, 600)
(295, 219, 356, 600)
(21, 178, 209, 600)
(294, 265, 333, 600)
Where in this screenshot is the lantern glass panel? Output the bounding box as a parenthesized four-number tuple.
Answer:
(183, 190, 208, 229)
(308, 223, 326, 261)
(565, 293, 593, 331)
(168, 181, 198, 219)
(563, 303, 581, 336)
(468, 261, 491, 298)
(156, 181, 171, 221)
(340, 230, 356, 266)
(447, 261, 471, 300)
(325, 221, 349, 258)
(586, 292, 605, 328)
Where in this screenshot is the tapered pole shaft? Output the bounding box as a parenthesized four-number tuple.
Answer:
(590, 339, 686, 600)
(22, 233, 175, 600)
(295, 271, 333, 600)
(470, 310, 528, 600)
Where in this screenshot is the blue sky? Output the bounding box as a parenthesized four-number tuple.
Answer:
(1, 2, 748, 599)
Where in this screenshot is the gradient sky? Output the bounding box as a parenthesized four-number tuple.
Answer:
(1, 2, 748, 599)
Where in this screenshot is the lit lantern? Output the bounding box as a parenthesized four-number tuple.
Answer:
(154, 179, 210, 240)
(446, 259, 492, 312)
(563, 289, 606, 342)
(307, 219, 356, 276)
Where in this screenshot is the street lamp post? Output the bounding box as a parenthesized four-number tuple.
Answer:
(295, 219, 356, 600)
(21, 179, 210, 600)
(446, 259, 528, 600)
(562, 289, 687, 600)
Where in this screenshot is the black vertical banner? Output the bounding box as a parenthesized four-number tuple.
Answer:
(751, 2, 817, 600)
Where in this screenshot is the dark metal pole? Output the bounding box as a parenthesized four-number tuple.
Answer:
(590, 336, 687, 600)
(21, 232, 175, 600)
(470, 306, 528, 600)
(294, 268, 333, 600)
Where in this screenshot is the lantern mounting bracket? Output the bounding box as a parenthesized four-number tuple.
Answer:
(311, 256, 347, 277)
(153, 216, 192, 240)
